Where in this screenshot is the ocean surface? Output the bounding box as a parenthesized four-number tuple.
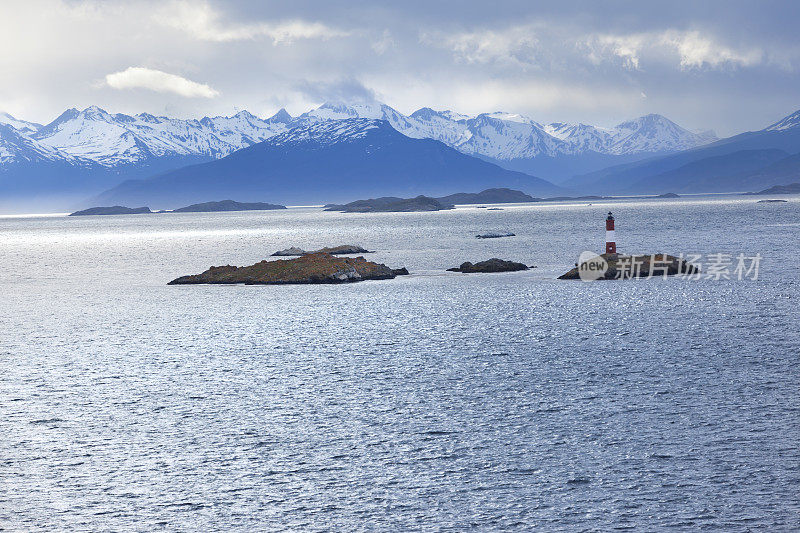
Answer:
(1, 195, 799, 531)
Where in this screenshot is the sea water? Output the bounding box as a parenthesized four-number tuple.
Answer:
(1, 195, 798, 531)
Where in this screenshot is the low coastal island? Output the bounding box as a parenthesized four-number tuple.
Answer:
(325, 195, 453, 213)
(558, 253, 698, 280)
(324, 188, 540, 213)
(69, 206, 152, 216)
(437, 188, 536, 204)
(70, 199, 287, 216)
(271, 245, 373, 256)
(745, 182, 800, 195)
(168, 252, 408, 285)
(447, 258, 530, 273)
(172, 200, 286, 212)
(324, 188, 684, 213)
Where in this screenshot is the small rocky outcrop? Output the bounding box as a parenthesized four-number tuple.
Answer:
(476, 232, 515, 239)
(757, 199, 788, 203)
(168, 253, 406, 285)
(271, 244, 373, 256)
(558, 253, 699, 280)
(69, 206, 151, 216)
(447, 258, 530, 273)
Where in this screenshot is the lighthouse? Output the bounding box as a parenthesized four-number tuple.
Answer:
(605, 212, 616, 254)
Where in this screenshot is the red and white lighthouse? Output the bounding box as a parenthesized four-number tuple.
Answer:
(605, 212, 616, 254)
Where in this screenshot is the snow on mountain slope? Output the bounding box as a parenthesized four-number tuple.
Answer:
(405, 108, 473, 146)
(300, 102, 716, 161)
(0, 112, 43, 136)
(32, 106, 290, 167)
(458, 113, 567, 159)
(200, 109, 291, 148)
(544, 122, 613, 153)
(4, 101, 719, 174)
(0, 123, 90, 166)
(484, 112, 540, 126)
(765, 109, 800, 131)
(296, 102, 419, 135)
(608, 114, 709, 155)
(266, 117, 383, 147)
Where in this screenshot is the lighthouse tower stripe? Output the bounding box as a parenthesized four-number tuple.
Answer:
(605, 212, 616, 254)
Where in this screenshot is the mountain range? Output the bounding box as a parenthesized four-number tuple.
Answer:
(2, 101, 799, 212)
(94, 119, 564, 208)
(0, 101, 716, 208)
(564, 110, 800, 194)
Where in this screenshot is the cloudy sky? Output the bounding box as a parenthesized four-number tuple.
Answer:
(1, 0, 798, 136)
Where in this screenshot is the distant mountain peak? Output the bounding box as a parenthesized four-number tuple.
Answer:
(267, 108, 292, 124)
(81, 105, 112, 118)
(764, 109, 800, 132)
(0, 111, 43, 135)
(484, 111, 539, 126)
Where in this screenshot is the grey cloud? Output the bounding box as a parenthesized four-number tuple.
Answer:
(0, 0, 797, 137)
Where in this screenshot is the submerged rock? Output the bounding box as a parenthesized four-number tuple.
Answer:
(271, 244, 373, 256)
(447, 258, 530, 273)
(69, 206, 151, 216)
(168, 252, 406, 285)
(476, 232, 515, 239)
(558, 253, 699, 280)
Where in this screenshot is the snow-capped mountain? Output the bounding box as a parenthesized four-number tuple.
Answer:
(290, 102, 717, 161)
(267, 117, 384, 147)
(765, 109, 800, 131)
(30, 106, 291, 167)
(0, 122, 92, 167)
(96, 118, 566, 208)
(1, 102, 717, 174)
(606, 114, 710, 154)
(0, 112, 43, 136)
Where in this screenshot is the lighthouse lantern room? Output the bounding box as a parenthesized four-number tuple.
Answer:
(605, 212, 616, 254)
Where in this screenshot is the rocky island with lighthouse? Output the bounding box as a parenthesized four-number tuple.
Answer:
(559, 212, 699, 280)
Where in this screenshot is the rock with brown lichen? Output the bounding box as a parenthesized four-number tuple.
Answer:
(168, 252, 405, 285)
